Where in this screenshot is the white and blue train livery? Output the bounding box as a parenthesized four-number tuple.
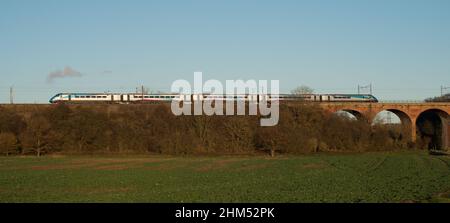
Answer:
(49, 93, 378, 104)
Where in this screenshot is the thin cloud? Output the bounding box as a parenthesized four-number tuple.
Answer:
(47, 66, 83, 83)
(101, 70, 113, 74)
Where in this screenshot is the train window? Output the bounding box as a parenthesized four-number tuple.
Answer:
(75, 96, 79, 98)
(103, 96, 107, 98)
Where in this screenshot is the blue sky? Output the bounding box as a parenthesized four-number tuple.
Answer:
(1, 0, 449, 103)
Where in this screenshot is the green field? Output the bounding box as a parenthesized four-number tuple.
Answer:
(0, 151, 449, 203)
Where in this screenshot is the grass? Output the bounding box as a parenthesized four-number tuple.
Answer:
(0, 151, 449, 203)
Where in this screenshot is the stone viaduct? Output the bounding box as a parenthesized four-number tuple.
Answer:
(318, 102, 450, 151)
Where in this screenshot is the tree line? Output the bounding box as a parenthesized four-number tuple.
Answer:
(425, 93, 450, 102)
(0, 103, 416, 156)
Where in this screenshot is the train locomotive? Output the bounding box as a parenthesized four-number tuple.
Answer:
(49, 93, 378, 104)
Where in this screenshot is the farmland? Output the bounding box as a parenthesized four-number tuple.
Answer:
(0, 151, 449, 203)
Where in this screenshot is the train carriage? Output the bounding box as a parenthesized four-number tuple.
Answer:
(50, 93, 378, 104)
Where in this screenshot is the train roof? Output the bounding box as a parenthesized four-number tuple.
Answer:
(51, 93, 377, 97)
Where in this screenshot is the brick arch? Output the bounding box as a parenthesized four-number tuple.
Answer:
(386, 109, 412, 125)
(324, 106, 368, 122)
(371, 108, 414, 141)
(417, 108, 449, 118)
(340, 109, 366, 121)
(372, 108, 413, 125)
(416, 108, 449, 150)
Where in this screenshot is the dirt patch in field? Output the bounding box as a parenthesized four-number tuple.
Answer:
(143, 162, 189, 171)
(30, 163, 99, 170)
(262, 156, 291, 160)
(232, 163, 270, 172)
(69, 157, 172, 165)
(299, 163, 329, 169)
(47, 154, 67, 158)
(93, 163, 145, 170)
(195, 158, 249, 172)
(28, 158, 173, 171)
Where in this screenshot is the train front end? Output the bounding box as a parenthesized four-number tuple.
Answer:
(49, 93, 66, 104)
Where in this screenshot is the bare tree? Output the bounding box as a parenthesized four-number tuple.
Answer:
(0, 132, 17, 156)
(291, 85, 314, 95)
(21, 116, 52, 157)
(425, 93, 450, 102)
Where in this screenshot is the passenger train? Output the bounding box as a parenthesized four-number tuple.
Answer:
(49, 93, 378, 104)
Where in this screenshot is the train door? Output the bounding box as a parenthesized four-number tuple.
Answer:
(121, 94, 129, 102)
(314, 95, 320, 102)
